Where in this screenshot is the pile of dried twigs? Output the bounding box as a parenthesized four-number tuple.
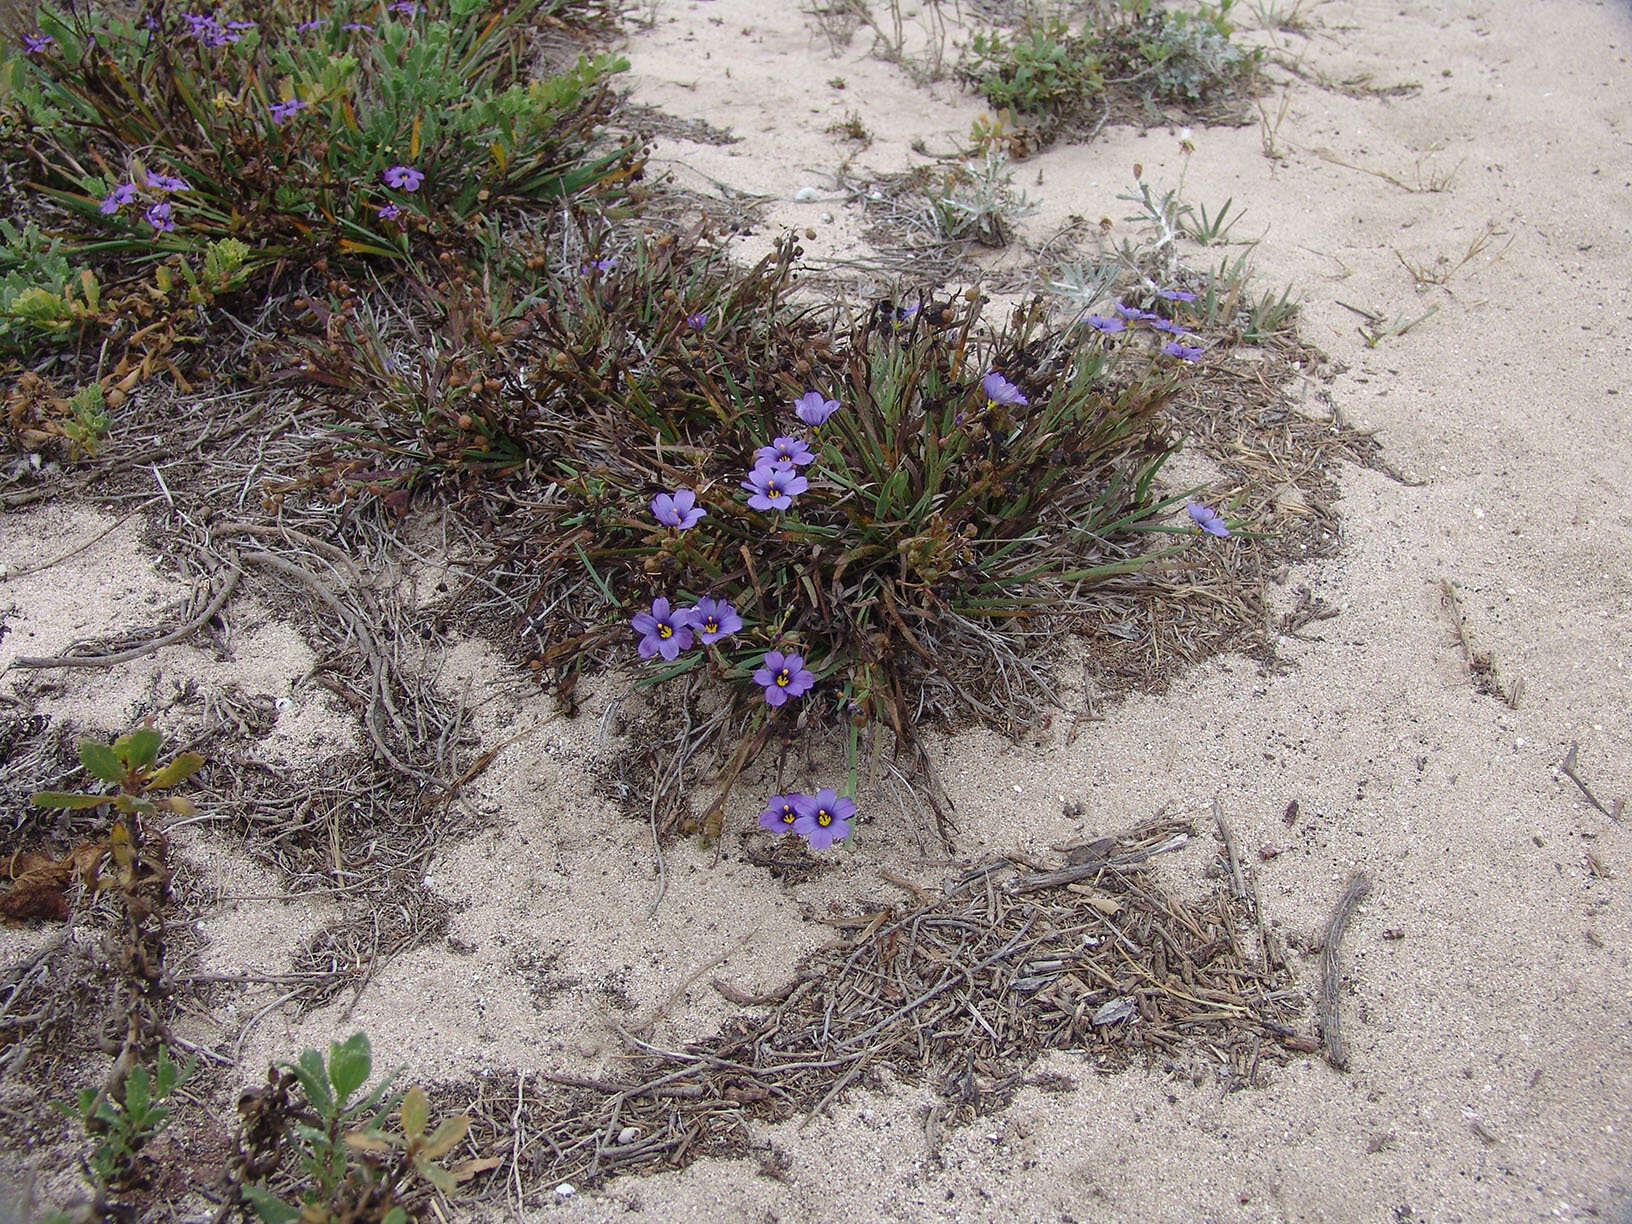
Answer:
(461, 817, 1313, 1205)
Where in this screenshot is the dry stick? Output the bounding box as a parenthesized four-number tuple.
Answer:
(1213, 797, 1248, 900)
(1320, 872, 1372, 1071)
(1560, 742, 1621, 821)
(1438, 579, 1520, 707)
(12, 566, 242, 670)
(1006, 832, 1191, 894)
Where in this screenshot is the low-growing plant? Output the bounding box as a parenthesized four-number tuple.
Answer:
(960, 19, 1102, 117)
(1120, 0, 1259, 103)
(233, 1032, 471, 1223)
(958, 0, 1260, 141)
(0, 0, 635, 366)
(923, 149, 1039, 246)
(0, 216, 99, 351)
(57, 1045, 195, 1191)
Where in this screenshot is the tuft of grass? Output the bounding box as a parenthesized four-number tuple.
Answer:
(1392, 220, 1511, 287)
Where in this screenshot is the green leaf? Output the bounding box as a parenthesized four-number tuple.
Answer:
(415, 1158, 457, 1195)
(124, 1063, 150, 1120)
(400, 1084, 429, 1140)
(240, 1184, 300, 1224)
(30, 791, 109, 810)
(77, 739, 124, 783)
(382, 1209, 408, 1224)
(144, 751, 204, 790)
(288, 1049, 333, 1118)
(327, 1032, 372, 1106)
(116, 727, 161, 770)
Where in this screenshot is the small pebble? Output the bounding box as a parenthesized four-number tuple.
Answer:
(794, 186, 821, 201)
(555, 1183, 575, 1199)
(617, 1126, 640, 1145)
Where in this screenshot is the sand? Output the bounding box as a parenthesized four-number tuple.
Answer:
(2, 0, 1630, 1220)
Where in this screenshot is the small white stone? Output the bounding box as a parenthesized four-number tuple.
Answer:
(555, 1183, 575, 1198)
(617, 1126, 640, 1145)
(794, 186, 822, 201)
(1013, 784, 1023, 794)
(274, 696, 292, 712)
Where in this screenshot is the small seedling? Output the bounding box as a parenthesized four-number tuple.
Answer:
(236, 1032, 473, 1223)
(32, 726, 203, 823)
(57, 1046, 195, 1190)
(1179, 196, 1244, 245)
(1392, 220, 1511, 287)
(1340, 300, 1440, 347)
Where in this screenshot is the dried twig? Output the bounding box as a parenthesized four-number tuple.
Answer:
(1560, 742, 1622, 821)
(1319, 872, 1371, 1071)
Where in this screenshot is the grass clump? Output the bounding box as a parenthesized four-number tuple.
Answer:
(295, 224, 1203, 834)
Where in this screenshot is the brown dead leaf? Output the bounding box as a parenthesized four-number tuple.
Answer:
(1, 842, 107, 924)
(448, 1157, 502, 1183)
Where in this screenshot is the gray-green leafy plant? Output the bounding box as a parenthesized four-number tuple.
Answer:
(923, 149, 1039, 246)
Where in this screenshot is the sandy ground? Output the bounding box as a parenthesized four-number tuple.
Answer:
(3, 0, 1631, 1220)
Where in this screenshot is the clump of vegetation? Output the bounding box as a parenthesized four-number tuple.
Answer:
(57, 1045, 196, 1193)
(0, 0, 633, 359)
(958, 0, 1260, 141)
(291, 220, 1223, 837)
(233, 1032, 475, 1223)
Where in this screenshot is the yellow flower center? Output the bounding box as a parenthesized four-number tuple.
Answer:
(817, 809, 832, 826)
(704, 617, 719, 633)
(781, 808, 796, 824)
(658, 623, 672, 639)
(776, 669, 790, 686)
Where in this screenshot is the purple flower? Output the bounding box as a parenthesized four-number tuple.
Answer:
(1149, 318, 1192, 336)
(582, 257, 617, 273)
(1162, 340, 1205, 361)
(377, 203, 401, 221)
(1186, 502, 1230, 538)
(754, 435, 814, 468)
(793, 788, 855, 850)
(383, 164, 423, 191)
(145, 200, 175, 232)
(651, 488, 706, 530)
(99, 183, 137, 215)
(1085, 313, 1126, 334)
(741, 461, 808, 511)
(688, 597, 742, 645)
(1157, 287, 1198, 302)
(981, 370, 1028, 407)
(269, 97, 307, 125)
(22, 32, 53, 53)
(342, 20, 373, 30)
(890, 303, 919, 328)
(149, 173, 190, 192)
(753, 650, 815, 707)
(1114, 302, 1159, 322)
(389, 0, 420, 12)
(631, 597, 697, 661)
(296, 18, 327, 32)
(685, 311, 707, 330)
(794, 391, 840, 427)
(759, 793, 807, 834)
